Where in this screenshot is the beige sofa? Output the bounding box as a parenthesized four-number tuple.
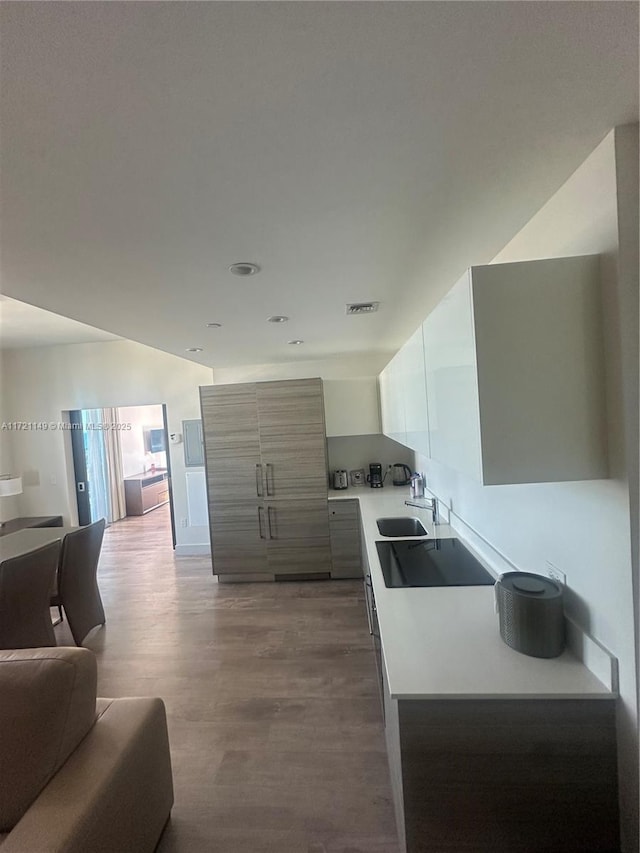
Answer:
(0, 647, 174, 853)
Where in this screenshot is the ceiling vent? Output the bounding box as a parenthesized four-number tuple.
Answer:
(346, 302, 379, 315)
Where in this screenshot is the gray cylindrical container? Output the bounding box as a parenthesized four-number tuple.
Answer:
(496, 572, 565, 659)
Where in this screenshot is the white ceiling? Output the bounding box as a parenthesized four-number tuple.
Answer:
(1, 2, 637, 367)
(0, 296, 120, 349)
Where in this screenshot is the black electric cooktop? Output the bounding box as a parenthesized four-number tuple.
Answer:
(375, 538, 495, 588)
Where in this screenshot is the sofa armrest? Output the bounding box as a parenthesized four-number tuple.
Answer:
(2, 697, 174, 853)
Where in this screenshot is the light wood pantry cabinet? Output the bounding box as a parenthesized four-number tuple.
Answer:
(423, 254, 607, 484)
(200, 378, 331, 582)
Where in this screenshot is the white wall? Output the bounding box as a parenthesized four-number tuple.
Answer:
(1, 340, 213, 549)
(415, 127, 638, 851)
(0, 350, 19, 522)
(327, 434, 414, 482)
(212, 351, 391, 384)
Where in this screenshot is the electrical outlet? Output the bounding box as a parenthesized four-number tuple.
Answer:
(545, 561, 566, 587)
(180, 518, 188, 528)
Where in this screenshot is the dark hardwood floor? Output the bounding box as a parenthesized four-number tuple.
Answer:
(55, 506, 399, 853)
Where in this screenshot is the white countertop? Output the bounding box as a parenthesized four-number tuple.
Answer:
(330, 486, 613, 701)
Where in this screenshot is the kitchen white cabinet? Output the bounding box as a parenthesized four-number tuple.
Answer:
(323, 378, 381, 437)
(379, 349, 407, 447)
(423, 254, 607, 484)
(380, 327, 429, 458)
(402, 326, 430, 458)
(422, 274, 482, 480)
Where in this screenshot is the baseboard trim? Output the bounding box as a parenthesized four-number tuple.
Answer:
(174, 543, 211, 557)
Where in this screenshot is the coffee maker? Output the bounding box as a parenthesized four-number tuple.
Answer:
(367, 463, 384, 488)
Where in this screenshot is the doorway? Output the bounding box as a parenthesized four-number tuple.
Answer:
(68, 404, 175, 547)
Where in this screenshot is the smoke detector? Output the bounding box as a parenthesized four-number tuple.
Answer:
(346, 302, 379, 315)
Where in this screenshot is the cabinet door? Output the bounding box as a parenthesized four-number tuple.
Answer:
(200, 384, 263, 504)
(259, 424, 328, 499)
(200, 384, 260, 459)
(379, 352, 407, 446)
(200, 383, 269, 576)
(265, 499, 331, 577)
(329, 500, 362, 578)
(423, 273, 482, 480)
(209, 502, 268, 576)
(403, 326, 430, 458)
(256, 378, 325, 428)
(257, 378, 328, 500)
(379, 365, 393, 439)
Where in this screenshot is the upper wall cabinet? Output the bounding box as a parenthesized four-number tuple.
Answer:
(379, 349, 407, 447)
(324, 378, 381, 437)
(403, 326, 430, 458)
(380, 327, 430, 457)
(423, 254, 607, 484)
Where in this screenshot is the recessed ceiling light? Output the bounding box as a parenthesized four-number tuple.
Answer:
(268, 315, 289, 323)
(186, 347, 203, 353)
(229, 262, 260, 276)
(206, 322, 222, 328)
(287, 339, 304, 345)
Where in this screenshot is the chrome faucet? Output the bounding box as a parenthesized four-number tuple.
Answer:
(405, 496, 439, 525)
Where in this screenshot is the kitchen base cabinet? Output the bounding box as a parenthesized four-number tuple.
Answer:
(328, 499, 362, 578)
(382, 663, 619, 852)
(266, 499, 331, 579)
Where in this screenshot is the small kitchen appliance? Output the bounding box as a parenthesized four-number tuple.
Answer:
(367, 463, 384, 488)
(332, 469, 348, 490)
(496, 572, 565, 658)
(410, 473, 425, 499)
(392, 463, 412, 486)
(349, 468, 365, 487)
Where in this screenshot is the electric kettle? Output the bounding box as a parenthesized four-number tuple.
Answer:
(392, 463, 412, 486)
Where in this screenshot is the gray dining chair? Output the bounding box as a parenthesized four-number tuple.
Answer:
(51, 518, 106, 646)
(0, 540, 61, 649)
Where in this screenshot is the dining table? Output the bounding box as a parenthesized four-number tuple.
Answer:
(0, 527, 78, 562)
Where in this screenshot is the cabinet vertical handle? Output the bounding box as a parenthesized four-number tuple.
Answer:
(266, 463, 274, 496)
(258, 506, 266, 539)
(267, 505, 275, 539)
(256, 464, 263, 498)
(364, 574, 374, 636)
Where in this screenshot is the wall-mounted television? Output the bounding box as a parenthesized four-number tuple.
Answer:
(144, 428, 166, 453)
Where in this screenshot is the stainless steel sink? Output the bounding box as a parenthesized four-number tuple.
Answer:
(376, 517, 428, 537)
